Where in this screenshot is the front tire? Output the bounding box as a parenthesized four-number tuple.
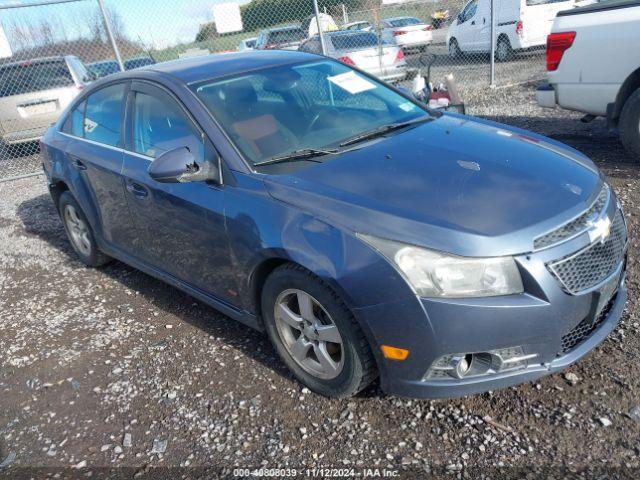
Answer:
(496, 36, 513, 62)
(449, 38, 461, 58)
(58, 191, 111, 267)
(261, 264, 377, 398)
(619, 88, 640, 160)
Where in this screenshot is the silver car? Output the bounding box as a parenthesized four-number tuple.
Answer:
(380, 16, 433, 52)
(0, 56, 93, 147)
(299, 31, 408, 83)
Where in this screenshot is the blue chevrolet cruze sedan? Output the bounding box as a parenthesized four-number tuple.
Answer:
(41, 50, 628, 398)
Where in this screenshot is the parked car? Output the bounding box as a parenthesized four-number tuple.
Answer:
(238, 37, 257, 51)
(380, 17, 433, 52)
(0, 55, 93, 147)
(299, 30, 407, 83)
(536, 0, 640, 158)
(42, 50, 627, 399)
(124, 56, 155, 70)
(255, 25, 306, 50)
(341, 20, 373, 32)
(447, 0, 575, 61)
(88, 60, 120, 78)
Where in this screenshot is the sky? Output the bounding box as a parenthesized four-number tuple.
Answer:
(0, 0, 251, 50)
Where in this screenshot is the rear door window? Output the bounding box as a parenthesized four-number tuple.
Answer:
(0, 59, 74, 97)
(83, 83, 126, 147)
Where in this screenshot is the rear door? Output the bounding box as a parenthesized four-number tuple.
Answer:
(120, 81, 237, 303)
(59, 82, 132, 248)
(0, 59, 80, 142)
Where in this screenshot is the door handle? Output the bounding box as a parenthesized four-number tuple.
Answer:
(70, 156, 87, 171)
(126, 182, 149, 199)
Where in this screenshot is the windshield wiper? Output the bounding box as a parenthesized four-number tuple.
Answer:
(339, 116, 433, 147)
(253, 148, 340, 167)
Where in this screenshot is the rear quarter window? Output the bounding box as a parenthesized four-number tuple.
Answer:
(0, 60, 74, 97)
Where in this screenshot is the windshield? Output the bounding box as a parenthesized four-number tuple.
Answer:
(330, 32, 383, 50)
(389, 17, 422, 27)
(192, 60, 428, 166)
(269, 28, 305, 44)
(0, 59, 74, 97)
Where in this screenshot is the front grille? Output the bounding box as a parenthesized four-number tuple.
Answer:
(534, 186, 609, 250)
(561, 295, 616, 354)
(547, 210, 627, 294)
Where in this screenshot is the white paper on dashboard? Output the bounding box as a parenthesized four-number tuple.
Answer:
(328, 71, 376, 95)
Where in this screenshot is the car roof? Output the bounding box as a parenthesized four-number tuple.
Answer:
(140, 50, 319, 84)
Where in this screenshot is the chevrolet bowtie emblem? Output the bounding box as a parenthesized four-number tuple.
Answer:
(587, 216, 612, 244)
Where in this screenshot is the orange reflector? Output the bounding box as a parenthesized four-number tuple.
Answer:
(381, 345, 410, 361)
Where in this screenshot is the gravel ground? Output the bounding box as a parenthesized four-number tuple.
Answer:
(1, 85, 639, 479)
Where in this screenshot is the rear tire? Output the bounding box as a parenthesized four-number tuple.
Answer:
(496, 36, 513, 62)
(261, 263, 377, 398)
(449, 38, 462, 59)
(619, 88, 640, 160)
(58, 191, 111, 267)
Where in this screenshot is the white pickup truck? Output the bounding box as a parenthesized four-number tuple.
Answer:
(536, 0, 640, 158)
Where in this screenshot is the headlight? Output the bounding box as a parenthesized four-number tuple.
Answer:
(357, 234, 524, 298)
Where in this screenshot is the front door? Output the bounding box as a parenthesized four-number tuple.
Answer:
(120, 81, 238, 305)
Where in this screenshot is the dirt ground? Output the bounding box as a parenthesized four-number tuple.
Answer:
(1, 87, 639, 479)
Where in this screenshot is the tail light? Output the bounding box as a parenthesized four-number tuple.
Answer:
(423, 25, 433, 31)
(338, 56, 355, 66)
(393, 30, 407, 36)
(395, 49, 405, 63)
(516, 21, 523, 37)
(546, 31, 576, 71)
(264, 44, 275, 50)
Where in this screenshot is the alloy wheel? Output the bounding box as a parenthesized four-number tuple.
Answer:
(274, 289, 344, 380)
(64, 204, 92, 256)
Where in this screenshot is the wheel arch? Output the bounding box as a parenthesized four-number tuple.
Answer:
(610, 66, 640, 126)
(48, 179, 70, 213)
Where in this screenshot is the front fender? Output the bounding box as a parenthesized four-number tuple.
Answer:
(224, 172, 416, 314)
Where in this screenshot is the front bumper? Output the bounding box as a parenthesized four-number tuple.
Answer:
(354, 206, 628, 399)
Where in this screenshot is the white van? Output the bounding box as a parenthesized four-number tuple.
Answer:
(446, 0, 575, 61)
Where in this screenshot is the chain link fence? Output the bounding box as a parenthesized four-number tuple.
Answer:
(0, 0, 562, 182)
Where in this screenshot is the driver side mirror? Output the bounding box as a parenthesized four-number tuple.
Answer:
(148, 146, 220, 184)
(457, 13, 464, 24)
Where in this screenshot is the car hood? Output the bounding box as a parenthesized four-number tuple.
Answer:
(263, 114, 603, 257)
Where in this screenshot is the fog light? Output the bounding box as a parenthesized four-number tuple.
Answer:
(449, 355, 471, 379)
(424, 347, 537, 381)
